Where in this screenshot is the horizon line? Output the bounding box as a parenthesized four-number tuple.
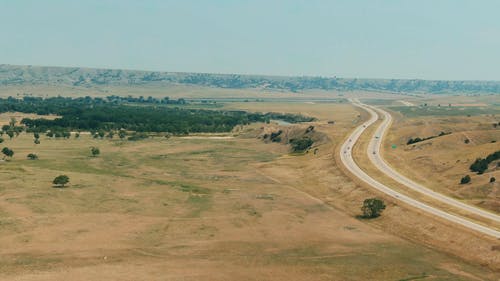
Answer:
(3, 63, 500, 84)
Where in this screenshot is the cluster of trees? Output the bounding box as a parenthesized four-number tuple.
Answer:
(1, 118, 23, 140)
(46, 131, 71, 138)
(469, 150, 500, 174)
(0, 96, 186, 113)
(0, 97, 313, 135)
(262, 130, 283, 143)
(406, 131, 451, 145)
(1, 147, 14, 159)
(289, 137, 314, 152)
(105, 95, 186, 105)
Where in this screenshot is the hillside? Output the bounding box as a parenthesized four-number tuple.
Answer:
(1, 64, 500, 94)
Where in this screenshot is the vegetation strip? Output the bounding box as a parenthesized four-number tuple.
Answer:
(0, 96, 314, 135)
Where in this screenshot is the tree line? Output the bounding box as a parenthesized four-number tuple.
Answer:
(469, 150, 500, 174)
(407, 131, 451, 145)
(0, 97, 315, 135)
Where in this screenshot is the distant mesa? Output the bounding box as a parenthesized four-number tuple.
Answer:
(1, 64, 500, 94)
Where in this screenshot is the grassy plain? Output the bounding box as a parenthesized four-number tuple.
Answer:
(0, 101, 498, 280)
(382, 107, 499, 213)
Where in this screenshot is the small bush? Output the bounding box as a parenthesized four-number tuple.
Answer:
(53, 175, 69, 187)
(460, 175, 471, 184)
(361, 198, 386, 218)
(269, 130, 282, 142)
(27, 153, 38, 160)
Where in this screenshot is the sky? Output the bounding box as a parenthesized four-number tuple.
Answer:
(1, 0, 500, 80)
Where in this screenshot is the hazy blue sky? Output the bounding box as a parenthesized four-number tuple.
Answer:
(1, 0, 500, 80)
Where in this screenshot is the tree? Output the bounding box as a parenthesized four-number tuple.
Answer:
(9, 117, 16, 128)
(491, 177, 496, 183)
(361, 198, 386, 218)
(53, 175, 69, 187)
(34, 132, 40, 140)
(27, 153, 38, 160)
(6, 130, 14, 140)
(91, 147, 100, 157)
(460, 175, 471, 184)
(0, 137, 3, 144)
(2, 147, 14, 159)
(34, 139, 40, 145)
(118, 130, 126, 140)
(75, 132, 80, 139)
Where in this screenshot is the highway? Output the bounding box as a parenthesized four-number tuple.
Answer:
(339, 100, 500, 238)
(366, 103, 500, 223)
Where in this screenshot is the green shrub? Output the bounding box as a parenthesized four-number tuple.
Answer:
(460, 175, 471, 184)
(361, 198, 386, 218)
(290, 137, 313, 152)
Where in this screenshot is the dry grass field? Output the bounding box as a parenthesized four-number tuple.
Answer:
(0, 101, 498, 280)
(382, 105, 499, 213)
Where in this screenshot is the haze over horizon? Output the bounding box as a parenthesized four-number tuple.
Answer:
(2, 0, 500, 81)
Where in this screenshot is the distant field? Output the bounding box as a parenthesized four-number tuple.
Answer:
(388, 105, 500, 117)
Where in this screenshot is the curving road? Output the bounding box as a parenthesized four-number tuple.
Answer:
(366, 103, 500, 224)
(339, 99, 500, 238)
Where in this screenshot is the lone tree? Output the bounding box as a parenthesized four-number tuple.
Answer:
(491, 177, 496, 183)
(91, 147, 100, 157)
(53, 175, 69, 187)
(460, 175, 471, 184)
(361, 198, 386, 218)
(0, 137, 3, 143)
(2, 147, 14, 159)
(27, 153, 38, 160)
(118, 130, 126, 140)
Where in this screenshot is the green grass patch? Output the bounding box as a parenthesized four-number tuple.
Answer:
(186, 194, 211, 217)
